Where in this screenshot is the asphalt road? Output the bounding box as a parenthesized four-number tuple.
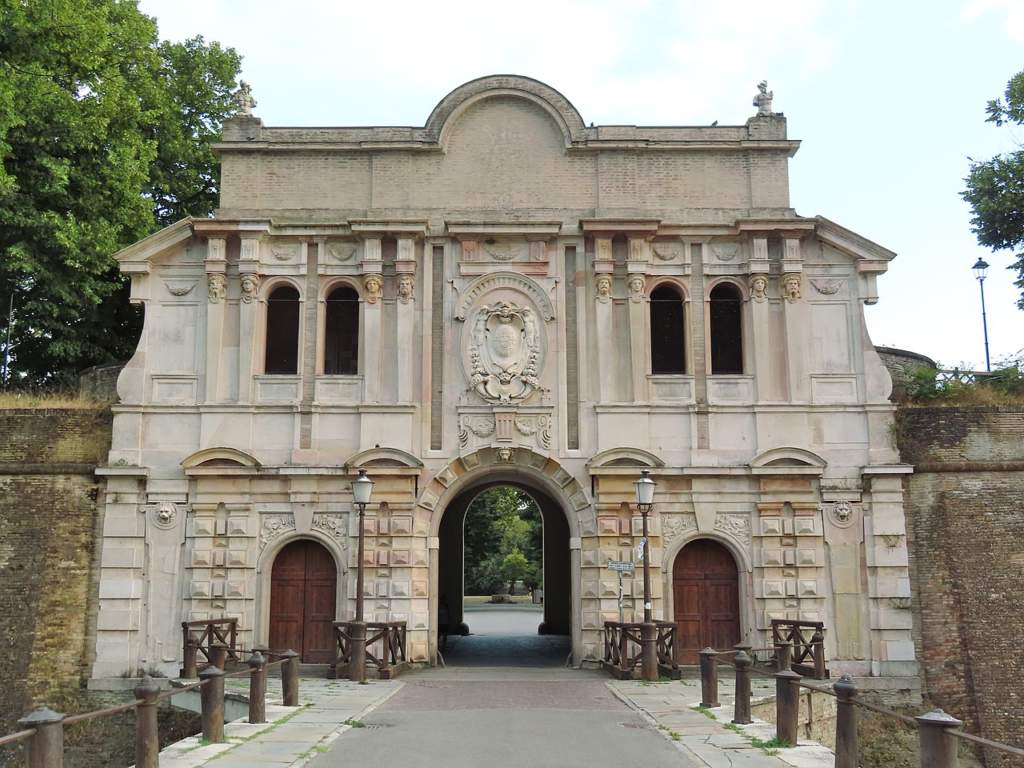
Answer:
(307, 669, 698, 768)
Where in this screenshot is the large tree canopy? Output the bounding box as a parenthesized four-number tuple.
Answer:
(464, 487, 543, 596)
(963, 70, 1024, 310)
(0, 0, 241, 385)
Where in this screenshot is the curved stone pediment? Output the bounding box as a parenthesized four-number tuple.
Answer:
(454, 271, 555, 321)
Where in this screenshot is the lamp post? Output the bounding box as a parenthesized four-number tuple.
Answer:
(634, 468, 658, 681)
(972, 257, 991, 372)
(350, 468, 374, 682)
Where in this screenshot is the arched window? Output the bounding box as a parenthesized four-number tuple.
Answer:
(324, 285, 359, 375)
(650, 284, 686, 374)
(264, 285, 300, 375)
(710, 283, 743, 374)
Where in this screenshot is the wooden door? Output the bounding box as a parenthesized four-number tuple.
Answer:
(673, 539, 740, 663)
(269, 540, 338, 663)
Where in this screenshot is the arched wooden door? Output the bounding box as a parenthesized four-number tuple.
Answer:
(269, 540, 337, 663)
(673, 539, 740, 664)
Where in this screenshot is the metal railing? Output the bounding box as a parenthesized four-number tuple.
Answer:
(0, 649, 302, 768)
(331, 620, 409, 680)
(700, 644, 1024, 767)
(602, 621, 680, 680)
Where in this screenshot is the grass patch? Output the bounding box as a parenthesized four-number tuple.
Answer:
(750, 735, 790, 751)
(343, 718, 366, 728)
(0, 391, 109, 409)
(691, 705, 717, 720)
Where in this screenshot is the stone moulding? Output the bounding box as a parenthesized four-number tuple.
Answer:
(454, 271, 555, 321)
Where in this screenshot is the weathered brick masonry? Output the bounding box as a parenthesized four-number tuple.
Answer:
(898, 406, 1024, 767)
(0, 409, 112, 732)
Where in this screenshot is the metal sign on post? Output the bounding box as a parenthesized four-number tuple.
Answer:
(634, 537, 647, 561)
(607, 560, 635, 623)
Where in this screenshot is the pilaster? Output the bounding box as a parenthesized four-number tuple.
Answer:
(237, 236, 260, 403)
(396, 237, 417, 404)
(626, 237, 650, 402)
(204, 238, 227, 403)
(593, 238, 615, 403)
(361, 237, 384, 403)
(781, 237, 809, 402)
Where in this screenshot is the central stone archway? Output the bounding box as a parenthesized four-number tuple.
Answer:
(418, 447, 592, 665)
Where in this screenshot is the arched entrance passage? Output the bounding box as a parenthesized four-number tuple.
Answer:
(673, 539, 741, 664)
(269, 539, 337, 663)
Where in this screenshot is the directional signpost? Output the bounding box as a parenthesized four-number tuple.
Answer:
(607, 560, 635, 623)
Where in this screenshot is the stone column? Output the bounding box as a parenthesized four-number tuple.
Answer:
(396, 237, 417, 404)
(204, 237, 227, 403)
(361, 237, 384, 403)
(781, 237, 809, 402)
(237, 236, 260, 402)
(627, 237, 650, 402)
(593, 238, 615, 403)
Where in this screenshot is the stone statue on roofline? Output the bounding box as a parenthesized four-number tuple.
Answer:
(234, 81, 257, 116)
(753, 80, 773, 116)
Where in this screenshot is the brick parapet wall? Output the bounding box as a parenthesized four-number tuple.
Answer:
(898, 406, 1024, 767)
(0, 408, 112, 733)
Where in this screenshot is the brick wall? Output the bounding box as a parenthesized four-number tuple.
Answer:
(0, 409, 112, 733)
(898, 406, 1024, 766)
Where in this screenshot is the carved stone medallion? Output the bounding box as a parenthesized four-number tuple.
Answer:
(465, 301, 542, 404)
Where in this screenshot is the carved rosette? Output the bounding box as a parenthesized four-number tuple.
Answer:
(595, 274, 612, 303)
(240, 273, 261, 304)
(465, 301, 542, 404)
(364, 274, 383, 304)
(749, 274, 768, 303)
(782, 273, 802, 303)
(207, 274, 226, 303)
(397, 274, 415, 304)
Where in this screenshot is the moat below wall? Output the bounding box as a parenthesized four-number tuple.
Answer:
(0, 408, 111, 736)
(897, 406, 1024, 768)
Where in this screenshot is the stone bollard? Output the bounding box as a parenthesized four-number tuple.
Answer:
(134, 676, 161, 768)
(916, 709, 962, 768)
(281, 649, 300, 706)
(247, 651, 267, 724)
(699, 648, 719, 708)
(811, 628, 826, 679)
(732, 649, 753, 724)
(774, 668, 802, 746)
(199, 665, 225, 743)
(209, 643, 228, 671)
(18, 706, 65, 768)
(833, 675, 858, 768)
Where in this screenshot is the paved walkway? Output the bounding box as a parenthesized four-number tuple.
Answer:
(441, 604, 571, 667)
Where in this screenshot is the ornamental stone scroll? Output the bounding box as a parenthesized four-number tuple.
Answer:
(464, 301, 543, 404)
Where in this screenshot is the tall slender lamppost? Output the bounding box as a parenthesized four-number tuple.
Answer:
(972, 257, 991, 372)
(350, 468, 374, 682)
(634, 468, 658, 681)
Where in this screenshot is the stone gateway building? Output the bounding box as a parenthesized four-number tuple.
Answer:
(91, 75, 916, 687)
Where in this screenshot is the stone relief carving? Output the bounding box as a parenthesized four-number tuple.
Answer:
(662, 514, 697, 545)
(240, 273, 261, 304)
(312, 514, 347, 544)
(234, 81, 256, 115)
(466, 301, 542, 404)
(809, 279, 842, 296)
(595, 274, 612, 303)
(164, 280, 196, 297)
(259, 514, 295, 549)
(514, 415, 552, 449)
(454, 273, 555, 321)
(711, 242, 740, 262)
(714, 514, 752, 546)
(270, 243, 300, 262)
(652, 243, 683, 262)
(458, 415, 498, 448)
(364, 274, 383, 304)
(782, 273, 802, 303)
(207, 274, 226, 303)
(628, 275, 646, 303)
(753, 80, 773, 116)
(497, 446, 515, 463)
(397, 274, 415, 304)
(482, 242, 519, 261)
(750, 274, 768, 303)
(147, 502, 181, 530)
(326, 241, 357, 263)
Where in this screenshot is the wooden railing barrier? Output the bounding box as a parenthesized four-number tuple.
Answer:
(1, 649, 300, 768)
(330, 621, 409, 680)
(181, 618, 240, 677)
(770, 619, 827, 679)
(602, 621, 681, 680)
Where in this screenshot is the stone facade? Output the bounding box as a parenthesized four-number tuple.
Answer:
(92, 76, 916, 684)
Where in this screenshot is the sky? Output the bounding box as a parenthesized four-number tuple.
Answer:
(140, 0, 1024, 370)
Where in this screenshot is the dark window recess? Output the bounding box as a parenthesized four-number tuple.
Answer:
(265, 285, 300, 375)
(710, 283, 743, 374)
(650, 284, 686, 374)
(324, 285, 359, 375)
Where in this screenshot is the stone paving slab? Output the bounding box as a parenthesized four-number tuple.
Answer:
(155, 677, 403, 768)
(609, 679, 835, 768)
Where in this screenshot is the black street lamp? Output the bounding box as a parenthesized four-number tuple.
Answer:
(350, 468, 374, 682)
(972, 257, 991, 372)
(634, 468, 658, 681)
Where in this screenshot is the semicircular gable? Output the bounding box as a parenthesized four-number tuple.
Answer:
(424, 75, 587, 147)
(454, 271, 555, 321)
(181, 447, 261, 469)
(587, 447, 666, 469)
(346, 447, 424, 469)
(750, 446, 827, 469)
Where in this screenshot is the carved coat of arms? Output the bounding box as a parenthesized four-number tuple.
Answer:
(465, 301, 542, 403)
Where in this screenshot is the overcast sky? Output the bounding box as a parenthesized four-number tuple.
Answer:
(141, 0, 1024, 369)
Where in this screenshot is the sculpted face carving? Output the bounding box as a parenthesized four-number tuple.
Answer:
(465, 300, 542, 404)
(397, 274, 414, 303)
(364, 274, 383, 303)
(595, 274, 611, 302)
(240, 273, 261, 303)
(783, 273, 801, 303)
(207, 273, 226, 303)
(750, 274, 768, 302)
(628, 275, 646, 303)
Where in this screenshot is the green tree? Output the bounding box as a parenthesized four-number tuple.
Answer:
(0, 0, 241, 385)
(500, 549, 532, 595)
(963, 70, 1024, 309)
(463, 487, 543, 595)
